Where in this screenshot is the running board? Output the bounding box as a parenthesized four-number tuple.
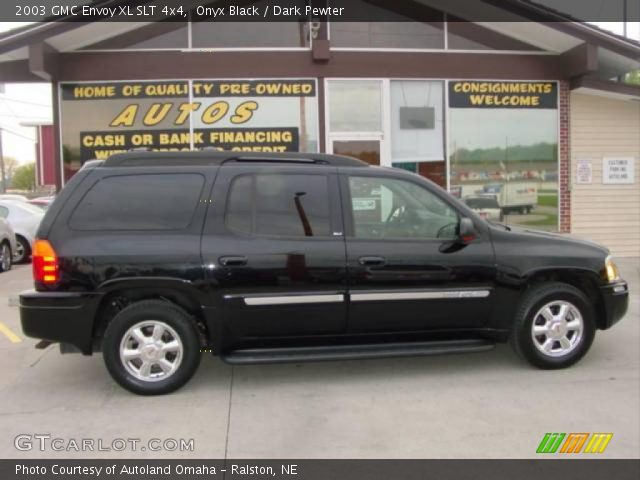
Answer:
(222, 339, 495, 365)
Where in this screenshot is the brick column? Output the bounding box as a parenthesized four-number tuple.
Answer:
(559, 81, 571, 233)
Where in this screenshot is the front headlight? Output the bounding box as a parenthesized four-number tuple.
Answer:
(603, 256, 620, 282)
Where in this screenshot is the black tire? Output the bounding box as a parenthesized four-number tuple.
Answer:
(13, 235, 31, 264)
(0, 241, 12, 272)
(510, 282, 596, 369)
(103, 300, 202, 395)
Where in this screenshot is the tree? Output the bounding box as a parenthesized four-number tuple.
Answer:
(3, 156, 19, 179)
(625, 70, 640, 85)
(11, 163, 36, 191)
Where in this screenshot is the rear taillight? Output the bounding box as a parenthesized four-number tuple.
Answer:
(32, 239, 59, 285)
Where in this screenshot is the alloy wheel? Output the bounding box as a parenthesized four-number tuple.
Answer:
(531, 300, 584, 357)
(119, 320, 183, 382)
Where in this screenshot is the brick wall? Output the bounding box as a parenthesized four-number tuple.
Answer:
(559, 81, 571, 233)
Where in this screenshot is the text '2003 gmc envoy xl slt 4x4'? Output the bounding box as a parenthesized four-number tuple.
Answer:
(20, 152, 629, 395)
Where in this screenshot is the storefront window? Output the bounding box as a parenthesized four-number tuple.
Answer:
(328, 80, 382, 132)
(59, 81, 190, 181)
(191, 79, 318, 153)
(332, 140, 380, 166)
(448, 81, 559, 231)
(390, 81, 444, 162)
(60, 79, 319, 182)
(393, 162, 447, 188)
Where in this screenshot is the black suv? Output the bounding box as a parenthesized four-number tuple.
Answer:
(20, 152, 629, 395)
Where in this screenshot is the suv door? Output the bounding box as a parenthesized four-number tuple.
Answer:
(340, 169, 496, 333)
(202, 165, 348, 343)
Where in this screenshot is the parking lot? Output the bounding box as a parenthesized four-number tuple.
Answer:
(0, 260, 638, 459)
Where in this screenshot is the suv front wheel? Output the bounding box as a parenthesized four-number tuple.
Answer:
(510, 282, 596, 369)
(103, 300, 202, 395)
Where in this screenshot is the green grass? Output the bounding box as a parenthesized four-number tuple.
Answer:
(537, 195, 558, 208)
(520, 213, 559, 227)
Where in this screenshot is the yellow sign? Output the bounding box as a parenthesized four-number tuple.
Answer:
(449, 81, 557, 108)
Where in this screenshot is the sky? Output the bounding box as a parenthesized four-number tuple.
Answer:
(0, 21, 639, 164)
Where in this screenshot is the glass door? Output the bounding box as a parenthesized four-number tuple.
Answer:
(331, 139, 381, 166)
(326, 79, 389, 167)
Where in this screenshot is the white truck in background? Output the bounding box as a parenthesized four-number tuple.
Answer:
(481, 182, 538, 214)
(451, 182, 538, 215)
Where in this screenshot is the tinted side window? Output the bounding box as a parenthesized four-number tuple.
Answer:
(226, 174, 331, 237)
(348, 176, 458, 239)
(69, 174, 205, 231)
(226, 175, 253, 234)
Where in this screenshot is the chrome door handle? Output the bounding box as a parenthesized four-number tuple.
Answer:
(358, 256, 386, 266)
(219, 256, 248, 267)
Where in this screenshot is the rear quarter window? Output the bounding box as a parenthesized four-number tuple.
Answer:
(69, 174, 205, 231)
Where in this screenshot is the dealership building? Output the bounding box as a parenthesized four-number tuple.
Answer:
(0, 1, 638, 256)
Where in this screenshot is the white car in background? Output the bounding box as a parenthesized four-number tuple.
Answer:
(0, 217, 17, 272)
(0, 194, 29, 202)
(0, 200, 44, 264)
(463, 196, 503, 222)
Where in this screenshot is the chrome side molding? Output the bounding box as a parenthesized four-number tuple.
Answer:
(243, 294, 345, 306)
(350, 290, 491, 302)
(226, 289, 491, 306)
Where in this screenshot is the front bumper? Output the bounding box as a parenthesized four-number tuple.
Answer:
(20, 290, 103, 355)
(598, 280, 629, 329)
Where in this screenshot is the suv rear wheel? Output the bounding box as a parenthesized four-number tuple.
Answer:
(103, 300, 202, 395)
(510, 282, 596, 369)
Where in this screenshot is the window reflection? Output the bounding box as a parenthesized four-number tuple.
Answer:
(349, 176, 458, 239)
(449, 107, 559, 231)
(328, 80, 382, 132)
(226, 174, 332, 237)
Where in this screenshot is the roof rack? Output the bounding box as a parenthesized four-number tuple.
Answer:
(223, 156, 330, 165)
(79, 159, 105, 171)
(102, 151, 368, 168)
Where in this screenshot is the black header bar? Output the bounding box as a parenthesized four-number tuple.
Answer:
(2, 0, 639, 22)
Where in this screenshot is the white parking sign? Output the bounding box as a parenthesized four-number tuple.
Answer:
(602, 157, 635, 184)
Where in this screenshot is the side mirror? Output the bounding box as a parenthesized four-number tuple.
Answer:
(458, 217, 477, 243)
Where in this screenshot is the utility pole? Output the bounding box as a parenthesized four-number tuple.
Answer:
(0, 128, 6, 193)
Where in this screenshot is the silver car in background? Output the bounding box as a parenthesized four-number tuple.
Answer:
(0, 217, 17, 272)
(463, 196, 503, 222)
(0, 200, 44, 264)
(0, 194, 29, 202)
